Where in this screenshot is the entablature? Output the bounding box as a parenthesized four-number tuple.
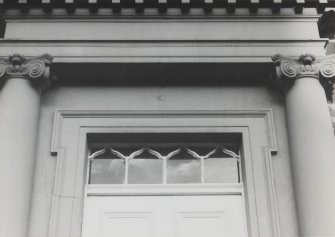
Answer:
(0, 39, 327, 86)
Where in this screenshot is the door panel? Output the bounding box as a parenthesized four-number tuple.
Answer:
(101, 212, 153, 237)
(82, 195, 247, 237)
(175, 211, 227, 237)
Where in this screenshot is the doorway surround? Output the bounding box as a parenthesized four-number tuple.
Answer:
(49, 109, 279, 237)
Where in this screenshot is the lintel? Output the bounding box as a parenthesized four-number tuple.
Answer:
(0, 39, 327, 63)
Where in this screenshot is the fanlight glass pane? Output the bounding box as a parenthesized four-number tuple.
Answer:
(167, 150, 201, 184)
(204, 157, 239, 183)
(128, 151, 162, 184)
(90, 159, 125, 184)
(89, 148, 125, 184)
(88, 134, 241, 185)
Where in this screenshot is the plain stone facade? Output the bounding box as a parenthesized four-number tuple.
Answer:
(0, 2, 334, 237)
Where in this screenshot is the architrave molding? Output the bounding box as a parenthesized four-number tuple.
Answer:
(0, 40, 327, 63)
(49, 109, 279, 237)
(51, 110, 278, 153)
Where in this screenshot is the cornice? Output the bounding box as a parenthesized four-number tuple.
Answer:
(0, 0, 333, 15)
(0, 8, 326, 20)
(0, 53, 53, 91)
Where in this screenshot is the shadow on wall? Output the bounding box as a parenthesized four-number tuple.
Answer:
(328, 103, 335, 134)
(318, 10, 335, 39)
(0, 17, 5, 38)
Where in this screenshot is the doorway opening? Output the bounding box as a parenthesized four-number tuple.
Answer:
(82, 133, 248, 237)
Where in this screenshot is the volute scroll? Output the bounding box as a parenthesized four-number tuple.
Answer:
(0, 53, 53, 91)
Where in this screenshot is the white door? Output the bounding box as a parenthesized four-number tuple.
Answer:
(82, 195, 247, 237)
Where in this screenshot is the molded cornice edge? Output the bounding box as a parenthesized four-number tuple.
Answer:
(0, 1, 332, 14)
(0, 8, 326, 18)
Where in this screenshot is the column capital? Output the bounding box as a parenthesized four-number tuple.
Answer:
(0, 54, 53, 91)
(272, 53, 335, 101)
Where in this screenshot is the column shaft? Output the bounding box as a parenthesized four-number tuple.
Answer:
(0, 78, 41, 237)
(0, 54, 52, 237)
(273, 54, 335, 236)
(285, 78, 335, 236)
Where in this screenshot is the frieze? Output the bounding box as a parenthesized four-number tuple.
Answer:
(0, 54, 53, 91)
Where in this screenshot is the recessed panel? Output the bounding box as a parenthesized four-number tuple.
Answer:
(101, 212, 153, 237)
(175, 211, 228, 237)
(82, 195, 246, 237)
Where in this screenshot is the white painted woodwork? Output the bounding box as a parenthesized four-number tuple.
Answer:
(82, 194, 247, 237)
(85, 184, 243, 196)
(47, 110, 279, 237)
(89, 147, 238, 185)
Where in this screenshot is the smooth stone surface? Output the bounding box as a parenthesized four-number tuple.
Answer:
(0, 78, 41, 237)
(285, 78, 335, 236)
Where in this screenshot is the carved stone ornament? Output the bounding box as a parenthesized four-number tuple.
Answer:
(0, 54, 53, 91)
(272, 53, 335, 101)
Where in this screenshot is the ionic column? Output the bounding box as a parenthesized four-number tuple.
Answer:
(272, 54, 335, 237)
(0, 54, 53, 237)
